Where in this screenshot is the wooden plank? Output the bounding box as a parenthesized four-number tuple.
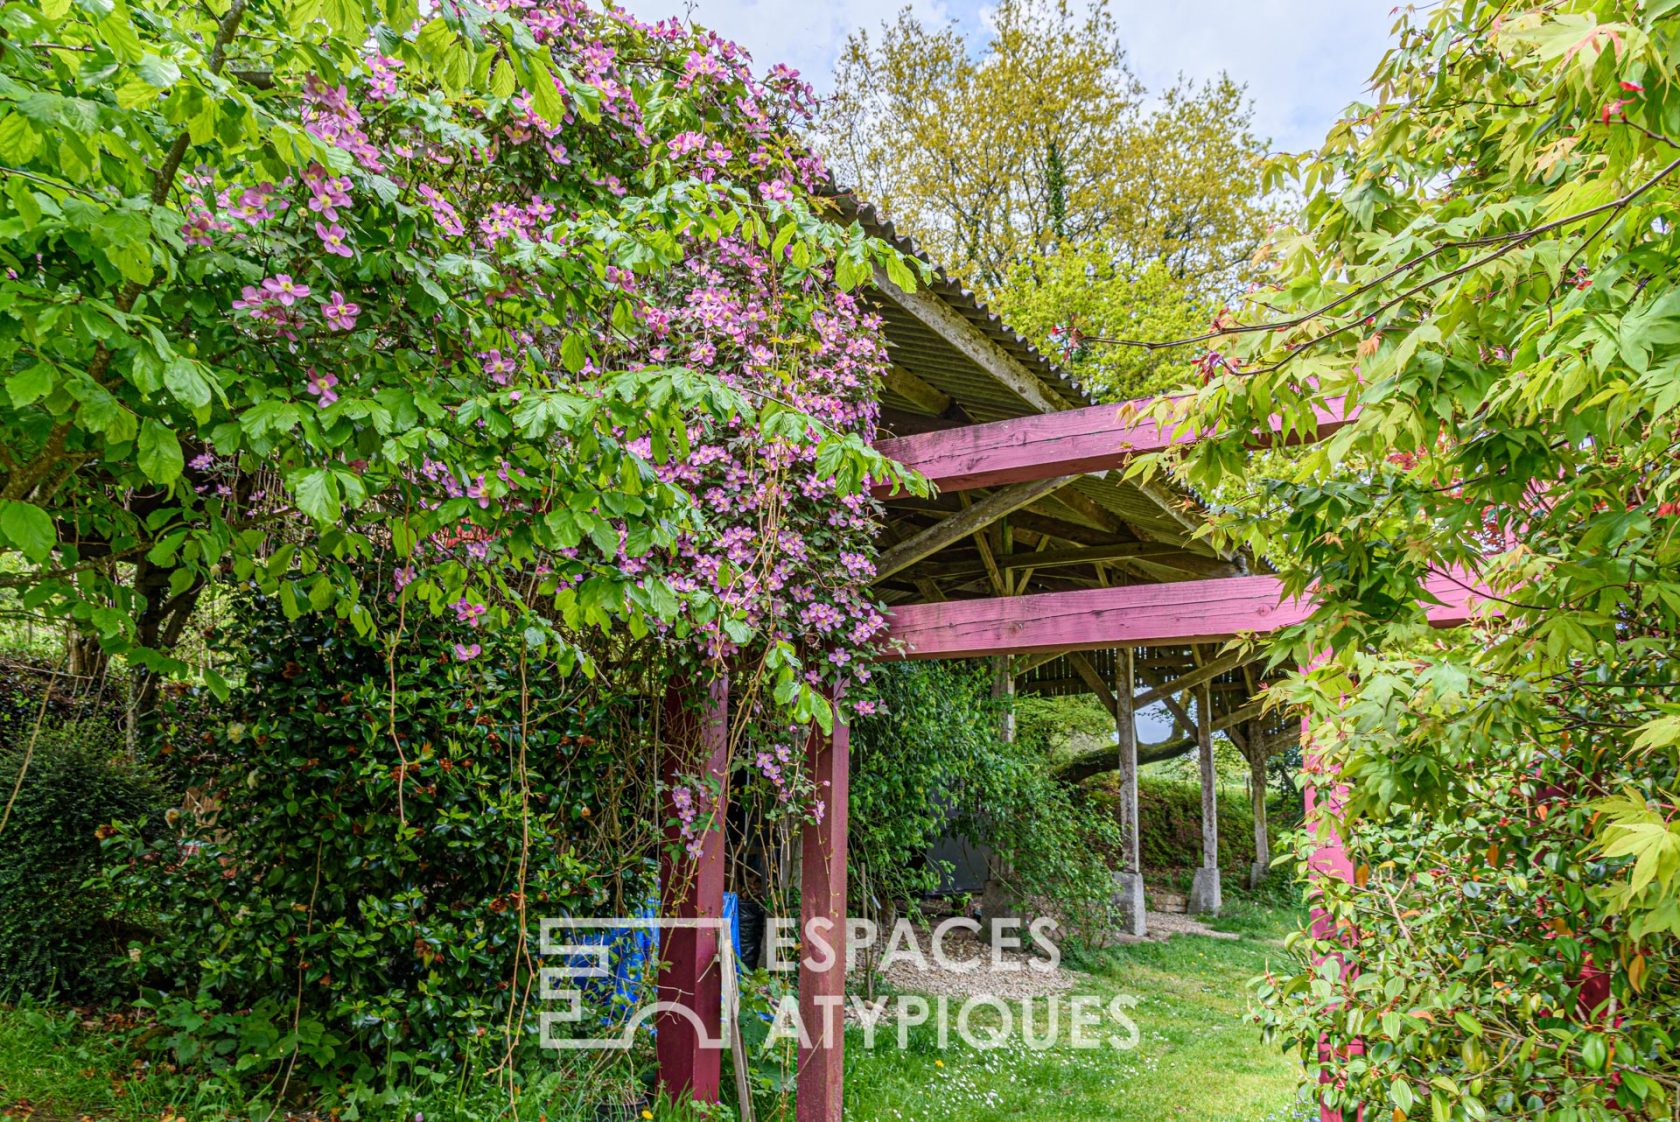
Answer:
(972, 509, 1009, 596)
(873, 395, 1355, 494)
(883, 571, 1478, 659)
(1115, 647, 1141, 873)
(1054, 694, 1273, 783)
(1195, 674, 1218, 873)
(873, 476, 1072, 581)
(882, 363, 953, 415)
(1067, 651, 1116, 712)
(658, 676, 729, 1104)
(1247, 714, 1270, 889)
(1132, 646, 1252, 709)
(872, 267, 1068, 414)
(797, 700, 849, 1122)
(1012, 651, 1064, 675)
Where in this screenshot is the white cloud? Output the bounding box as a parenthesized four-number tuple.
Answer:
(1100, 0, 1396, 152)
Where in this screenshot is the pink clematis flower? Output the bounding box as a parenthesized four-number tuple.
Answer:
(305, 368, 339, 406)
(262, 275, 310, 306)
(316, 222, 354, 257)
(322, 292, 360, 331)
(453, 642, 481, 661)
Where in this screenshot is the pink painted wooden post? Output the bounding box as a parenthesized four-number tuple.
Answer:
(1301, 659, 1363, 1122)
(873, 394, 1355, 494)
(797, 698, 849, 1122)
(658, 675, 729, 1104)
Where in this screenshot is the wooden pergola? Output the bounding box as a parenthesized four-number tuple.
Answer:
(649, 197, 1477, 1121)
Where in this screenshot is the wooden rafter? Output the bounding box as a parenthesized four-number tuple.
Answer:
(1132, 646, 1254, 710)
(881, 364, 954, 416)
(871, 267, 1067, 414)
(872, 476, 1073, 581)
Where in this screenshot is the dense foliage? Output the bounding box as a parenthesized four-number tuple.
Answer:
(987, 243, 1209, 401)
(0, 0, 943, 1108)
(0, 0, 915, 726)
(819, 0, 1273, 405)
(0, 666, 162, 1004)
(850, 661, 1122, 940)
(99, 599, 662, 1100)
(1135, 1, 1680, 1116)
(820, 0, 1271, 291)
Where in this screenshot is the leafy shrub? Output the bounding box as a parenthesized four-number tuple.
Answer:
(0, 700, 163, 1003)
(1086, 776, 1275, 879)
(102, 597, 661, 1098)
(850, 662, 1121, 939)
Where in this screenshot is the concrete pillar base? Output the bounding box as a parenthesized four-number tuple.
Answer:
(1248, 860, 1270, 890)
(1188, 867, 1223, 915)
(1112, 870, 1146, 937)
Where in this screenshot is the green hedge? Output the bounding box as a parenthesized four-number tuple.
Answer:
(1089, 776, 1281, 878)
(0, 707, 163, 1003)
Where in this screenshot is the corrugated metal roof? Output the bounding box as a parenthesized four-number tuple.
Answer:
(825, 188, 1228, 567)
(825, 191, 1089, 417)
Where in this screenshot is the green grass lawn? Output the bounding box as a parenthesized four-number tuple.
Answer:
(0, 905, 1312, 1122)
(843, 904, 1312, 1122)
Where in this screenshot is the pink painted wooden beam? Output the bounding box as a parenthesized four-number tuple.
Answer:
(872, 394, 1355, 495)
(797, 697, 849, 1122)
(658, 676, 730, 1104)
(883, 572, 1479, 659)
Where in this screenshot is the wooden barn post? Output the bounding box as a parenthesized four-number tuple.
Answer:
(1299, 657, 1364, 1121)
(798, 695, 849, 1122)
(1112, 646, 1146, 936)
(1248, 716, 1271, 889)
(1188, 674, 1223, 914)
(658, 675, 729, 1103)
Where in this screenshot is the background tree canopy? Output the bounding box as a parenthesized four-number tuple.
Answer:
(820, 0, 1277, 400)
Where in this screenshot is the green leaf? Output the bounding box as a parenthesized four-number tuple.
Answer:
(290, 468, 341, 522)
(0, 113, 41, 164)
(883, 252, 917, 293)
(164, 358, 213, 410)
(6, 363, 56, 408)
(40, 0, 73, 18)
(0, 501, 56, 563)
(137, 419, 184, 484)
(135, 53, 181, 88)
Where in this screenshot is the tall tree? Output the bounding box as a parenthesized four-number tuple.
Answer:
(821, 0, 1273, 292)
(1132, 2, 1680, 1116)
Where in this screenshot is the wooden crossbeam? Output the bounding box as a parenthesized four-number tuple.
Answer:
(883, 572, 1480, 659)
(873, 395, 1355, 494)
(919, 541, 1187, 579)
(872, 476, 1072, 581)
(882, 364, 953, 416)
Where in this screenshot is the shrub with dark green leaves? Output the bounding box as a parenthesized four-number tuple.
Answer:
(102, 598, 660, 1097)
(0, 710, 163, 1004)
(850, 661, 1121, 939)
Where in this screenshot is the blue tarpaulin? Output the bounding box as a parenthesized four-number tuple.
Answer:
(563, 894, 742, 1025)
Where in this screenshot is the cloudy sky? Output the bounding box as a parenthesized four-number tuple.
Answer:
(666, 0, 1398, 154)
